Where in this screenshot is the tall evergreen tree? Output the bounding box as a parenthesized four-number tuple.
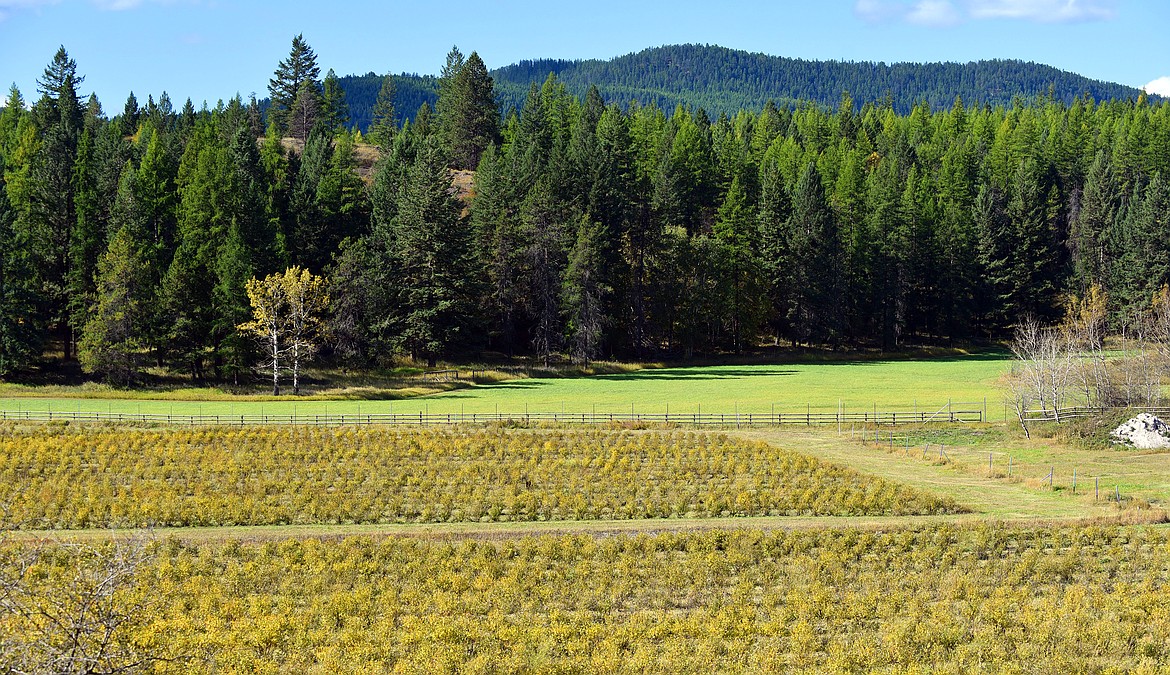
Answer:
(388, 138, 477, 366)
(757, 153, 794, 343)
(442, 51, 500, 170)
(713, 174, 760, 351)
(78, 226, 149, 384)
(31, 46, 85, 359)
(320, 68, 350, 132)
(1107, 173, 1170, 326)
(562, 215, 609, 365)
(66, 127, 103, 346)
(470, 143, 525, 355)
(368, 75, 398, 152)
(288, 78, 323, 143)
(790, 161, 844, 345)
(0, 162, 41, 375)
(434, 45, 465, 154)
(268, 34, 320, 135)
(522, 179, 567, 365)
(290, 129, 332, 271)
(1069, 150, 1118, 292)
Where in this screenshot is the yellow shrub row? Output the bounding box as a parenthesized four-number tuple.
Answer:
(3, 524, 1168, 673)
(0, 424, 960, 527)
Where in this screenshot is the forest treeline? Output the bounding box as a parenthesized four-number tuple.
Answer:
(2, 38, 1170, 383)
(336, 44, 1153, 131)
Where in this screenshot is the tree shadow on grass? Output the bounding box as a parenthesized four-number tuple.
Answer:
(598, 368, 799, 381)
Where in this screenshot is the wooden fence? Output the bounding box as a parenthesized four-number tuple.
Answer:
(0, 405, 985, 427)
(860, 428, 1135, 503)
(1022, 406, 1170, 422)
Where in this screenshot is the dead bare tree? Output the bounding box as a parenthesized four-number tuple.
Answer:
(1009, 316, 1072, 421)
(1005, 361, 1035, 439)
(0, 525, 174, 674)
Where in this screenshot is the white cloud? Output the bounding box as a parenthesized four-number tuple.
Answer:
(854, 0, 1117, 25)
(907, 0, 962, 26)
(1145, 77, 1170, 97)
(968, 0, 1117, 22)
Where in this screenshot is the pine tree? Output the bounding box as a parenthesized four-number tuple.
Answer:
(325, 237, 381, 365)
(320, 69, 350, 132)
(32, 46, 85, 359)
(0, 85, 27, 157)
(668, 109, 717, 234)
(790, 161, 844, 346)
(1069, 150, 1118, 292)
(369, 75, 398, 152)
(443, 51, 499, 170)
(212, 221, 254, 384)
(435, 46, 465, 156)
(78, 226, 149, 384)
(288, 78, 323, 143)
(311, 130, 367, 267)
(67, 127, 103, 348)
(562, 215, 609, 365)
(120, 92, 139, 136)
(268, 34, 320, 136)
(714, 174, 760, 351)
(160, 120, 231, 380)
(523, 179, 567, 365)
(0, 163, 41, 375)
(470, 143, 525, 355)
(1005, 157, 1060, 322)
(757, 154, 793, 343)
(1107, 173, 1170, 326)
(290, 128, 332, 270)
(259, 121, 292, 261)
(389, 138, 477, 366)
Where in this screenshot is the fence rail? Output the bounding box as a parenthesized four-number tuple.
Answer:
(1022, 406, 1170, 422)
(0, 407, 986, 428)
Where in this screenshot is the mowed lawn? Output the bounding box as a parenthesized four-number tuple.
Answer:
(0, 353, 1013, 419)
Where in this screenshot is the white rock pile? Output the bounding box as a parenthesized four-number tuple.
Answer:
(1111, 413, 1170, 449)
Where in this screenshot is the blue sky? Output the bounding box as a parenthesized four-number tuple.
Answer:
(1, 0, 1167, 109)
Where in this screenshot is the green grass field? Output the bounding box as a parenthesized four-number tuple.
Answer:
(0, 352, 1014, 419)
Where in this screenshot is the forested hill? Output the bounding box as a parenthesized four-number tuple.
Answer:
(339, 44, 1150, 130)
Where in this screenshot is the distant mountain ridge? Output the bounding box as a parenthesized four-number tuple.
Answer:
(339, 43, 1151, 132)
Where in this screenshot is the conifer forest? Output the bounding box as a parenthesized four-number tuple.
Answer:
(2, 37, 1169, 382)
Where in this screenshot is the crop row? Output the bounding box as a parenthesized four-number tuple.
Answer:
(0, 424, 960, 527)
(3, 523, 1168, 673)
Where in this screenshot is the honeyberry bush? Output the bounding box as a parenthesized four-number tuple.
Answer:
(4, 524, 1169, 673)
(0, 424, 960, 527)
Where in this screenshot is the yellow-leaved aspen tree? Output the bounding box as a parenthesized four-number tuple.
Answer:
(239, 274, 287, 395)
(282, 266, 329, 395)
(238, 266, 328, 396)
